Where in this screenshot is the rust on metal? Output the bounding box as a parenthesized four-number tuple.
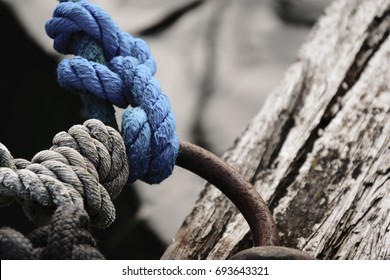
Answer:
(176, 140, 280, 247)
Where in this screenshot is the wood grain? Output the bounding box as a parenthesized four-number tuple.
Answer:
(162, 0, 390, 260)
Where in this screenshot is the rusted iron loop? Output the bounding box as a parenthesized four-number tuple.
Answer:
(176, 140, 280, 247)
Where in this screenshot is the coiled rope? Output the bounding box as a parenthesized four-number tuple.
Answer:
(46, 0, 179, 184)
(0, 119, 129, 228)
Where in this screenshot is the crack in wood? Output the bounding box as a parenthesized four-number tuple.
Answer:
(323, 194, 384, 259)
(268, 4, 390, 214)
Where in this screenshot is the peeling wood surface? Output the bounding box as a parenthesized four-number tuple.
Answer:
(162, 0, 390, 260)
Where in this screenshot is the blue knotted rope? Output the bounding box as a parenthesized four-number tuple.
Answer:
(46, 0, 179, 184)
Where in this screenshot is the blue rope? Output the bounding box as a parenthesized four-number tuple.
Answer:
(46, 0, 179, 184)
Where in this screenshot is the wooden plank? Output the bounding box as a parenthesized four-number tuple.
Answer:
(161, 0, 390, 260)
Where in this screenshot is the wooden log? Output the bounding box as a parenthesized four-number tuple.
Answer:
(162, 0, 390, 260)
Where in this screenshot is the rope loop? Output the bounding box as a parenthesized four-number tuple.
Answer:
(46, 0, 179, 184)
(0, 119, 129, 228)
(46, 0, 155, 70)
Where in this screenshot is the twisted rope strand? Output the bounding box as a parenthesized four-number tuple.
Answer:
(46, 0, 179, 184)
(51, 119, 129, 198)
(0, 119, 129, 228)
(47, 0, 156, 70)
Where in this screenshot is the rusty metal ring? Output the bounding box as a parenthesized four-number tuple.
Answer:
(177, 140, 280, 247)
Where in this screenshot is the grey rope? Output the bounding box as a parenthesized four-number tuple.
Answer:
(0, 204, 105, 260)
(0, 228, 36, 259)
(0, 119, 129, 228)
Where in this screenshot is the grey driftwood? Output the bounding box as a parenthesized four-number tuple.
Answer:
(161, 0, 390, 260)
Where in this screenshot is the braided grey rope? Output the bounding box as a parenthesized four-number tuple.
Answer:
(0, 204, 105, 260)
(0, 119, 129, 228)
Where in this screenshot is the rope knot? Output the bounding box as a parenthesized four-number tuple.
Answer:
(45, 0, 179, 184)
(0, 119, 129, 228)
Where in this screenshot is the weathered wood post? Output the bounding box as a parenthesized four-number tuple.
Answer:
(162, 0, 390, 260)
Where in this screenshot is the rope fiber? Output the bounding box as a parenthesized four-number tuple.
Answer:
(46, 0, 179, 184)
(0, 119, 129, 228)
(0, 204, 105, 260)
